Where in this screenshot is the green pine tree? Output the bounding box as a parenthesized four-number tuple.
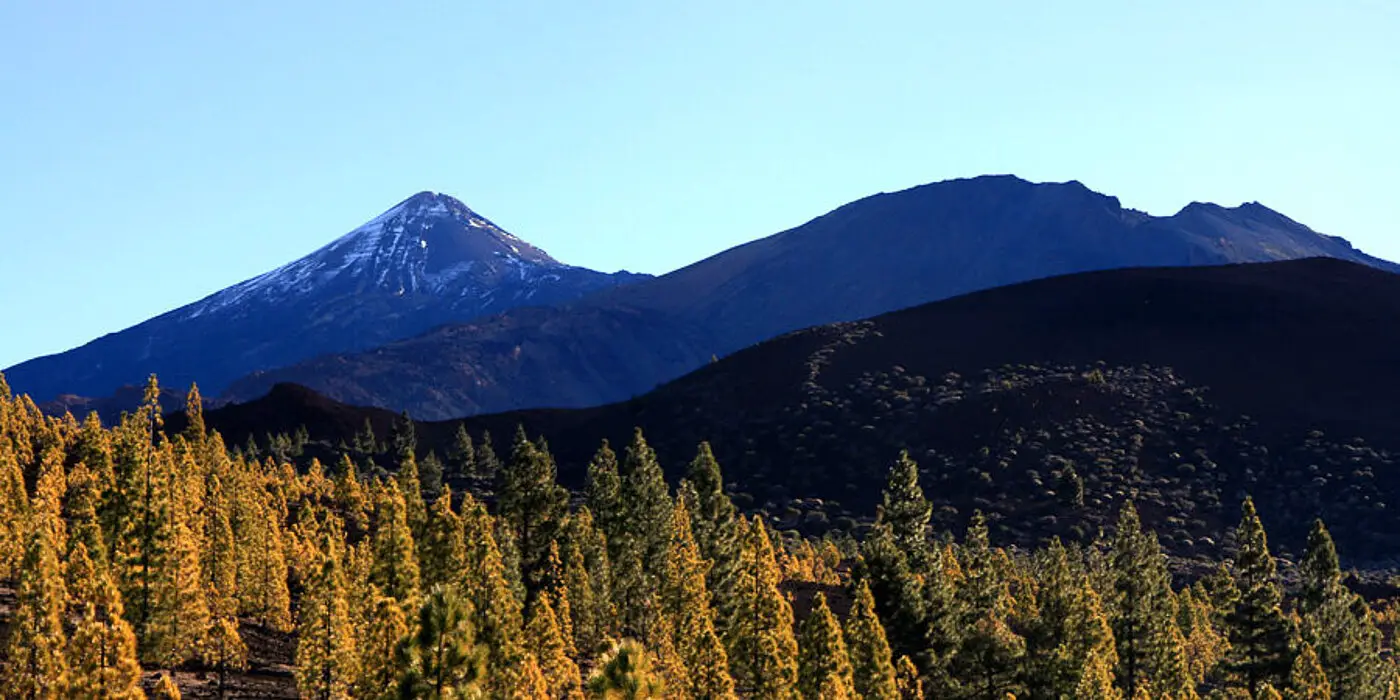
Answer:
(845, 581, 900, 700)
(396, 585, 486, 700)
(724, 516, 799, 698)
(497, 426, 569, 598)
(799, 593, 857, 699)
(1225, 498, 1294, 696)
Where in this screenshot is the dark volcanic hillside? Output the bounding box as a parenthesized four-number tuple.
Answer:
(3, 192, 647, 403)
(194, 258, 1400, 562)
(222, 175, 1398, 419)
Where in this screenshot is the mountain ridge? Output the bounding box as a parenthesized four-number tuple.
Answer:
(222, 175, 1399, 418)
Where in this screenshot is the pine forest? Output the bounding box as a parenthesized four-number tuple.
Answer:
(1, 373, 1398, 700)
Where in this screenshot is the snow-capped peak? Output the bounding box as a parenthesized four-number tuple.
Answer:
(179, 192, 568, 319)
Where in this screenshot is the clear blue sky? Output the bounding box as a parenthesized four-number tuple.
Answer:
(2, 1, 1397, 369)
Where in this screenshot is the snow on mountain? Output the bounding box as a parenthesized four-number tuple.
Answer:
(4, 192, 649, 402)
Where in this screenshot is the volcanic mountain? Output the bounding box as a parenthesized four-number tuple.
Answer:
(223, 175, 1398, 418)
(3, 192, 648, 401)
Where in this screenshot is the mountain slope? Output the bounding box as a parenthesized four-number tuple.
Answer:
(224, 175, 1398, 418)
(193, 258, 1400, 562)
(3, 192, 648, 401)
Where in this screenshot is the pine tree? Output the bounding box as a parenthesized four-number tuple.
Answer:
(526, 592, 585, 699)
(1110, 502, 1176, 698)
(356, 594, 410, 700)
(1285, 643, 1331, 700)
(1030, 539, 1118, 698)
(497, 426, 570, 598)
(147, 471, 212, 665)
(1225, 498, 1293, 696)
(853, 521, 928, 664)
(420, 451, 445, 502)
(333, 455, 369, 537)
(446, 423, 475, 482)
(2, 527, 70, 699)
(0, 443, 29, 577)
(1077, 645, 1123, 700)
(895, 655, 924, 700)
(585, 440, 624, 553)
(397, 450, 428, 545)
(563, 525, 603, 656)
(475, 429, 501, 482)
(620, 428, 674, 572)
(1297, 519, 1381, 699)
(396, 585, 486, 700)
(845, 581, 900, 700)
(511, 654, 553, 700)
(420, 488, 467, 591)
(245, 499, 293, 631)
(296, 544, 358, 700)
(799, 593, 857, 699)
(681, 442, 741, 601)
(1258, 684, 1284, 700)
(563, 507, 616, 656)
(724, 516, 799, 698)
(610, 430, 675, 642)
(459, 496, 525, 686)
(65, 462, 109, 575)
(880, 450, 933, 569)
(203, 617, 249, 699)
(152, 673, 183, 700)
(661, 499, 735, 699)
(202, 473, 239, 620)
(67, 544, 145, 700)
(370, 481, 421, 607)
(183, 383, 206, 444)
(588, 640, 667, 699)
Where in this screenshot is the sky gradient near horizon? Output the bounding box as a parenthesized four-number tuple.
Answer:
(2, 1, 1398, 370)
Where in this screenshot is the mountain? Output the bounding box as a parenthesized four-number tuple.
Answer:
(3, 192, 648, 402)
(190, 258, 1400, 563)
(223, 175, 1398, 418)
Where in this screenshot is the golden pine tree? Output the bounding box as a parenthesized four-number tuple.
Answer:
(370, 480, 421, 607)
(65, 462, 109, 574)
(510, 653, 553, 700)
(799, 593, 857, 699)
(249, 499, 293, 631)
(67, 544, 144, 700)
(355, 594, 410, 700)
(845, 580, 899, 700)
(203, 617, 249, 699)
(1077, 645, 1123, 700)
(333, 454, 369, 536)
(2, 526, 70, 699)
(0, 443, 29, 577)
(148, 506, 211, 666)
(724, 516, 799, 698)
(296, 544, 359, 700)
(152, 672, 183, 699)
(526, 592, 585, 699)
(1285, 643, 1331, 700)
(661, 498, 736, 698)
(420, 487, 467, 591)
(1257, 684, 1283, 700)
(460, 494, 525, 683)
(895, 654, 924, 700)
(202, 473, 239, 620)
(542, 540, 577, 657)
